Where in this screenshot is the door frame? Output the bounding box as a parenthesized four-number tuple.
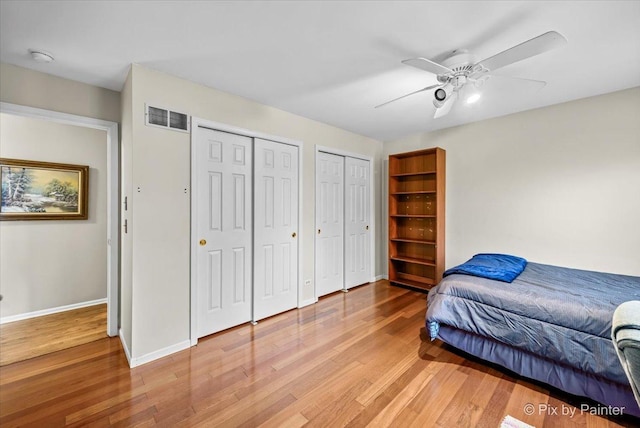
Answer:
(0, 102, 120, 337)
(314, 145, 375, 301)
(190, 117, 303, 346)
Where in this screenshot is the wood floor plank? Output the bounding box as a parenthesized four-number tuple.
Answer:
(366, 361, 442, 427)
(258, 411, 308, 428)
(0, 281, 636, 427)
(0, 304, 107, 366)
(504, 380, 551, 427)
(355, 350, 418, 406)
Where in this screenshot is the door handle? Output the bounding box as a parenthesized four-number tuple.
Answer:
(292, 232, 297, 238)
(366, 225, 369, 230)
(199, 239, 207, 246)
(317, 229, 321, 234)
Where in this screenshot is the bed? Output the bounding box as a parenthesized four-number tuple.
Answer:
(426, 255, 640, 417)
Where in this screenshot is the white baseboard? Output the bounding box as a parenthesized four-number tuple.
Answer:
(376, 275, 388, 281)
(128, 339, 191, 368)
(119, 328, 133, 366)
(0, 298, 107, 324)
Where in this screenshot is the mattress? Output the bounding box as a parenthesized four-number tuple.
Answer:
(426, 262, 640, 415)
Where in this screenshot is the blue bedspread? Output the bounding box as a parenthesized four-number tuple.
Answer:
(443, 253, 527, 283)
(427, 262, 640, 385)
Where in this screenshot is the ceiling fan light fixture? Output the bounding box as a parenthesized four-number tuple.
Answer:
(29, 49, 54, 63)
(466, 93, 481, 104)
(434, 88, 447, 102)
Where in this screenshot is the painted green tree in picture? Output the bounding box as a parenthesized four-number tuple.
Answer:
(43, 179, 79, 204)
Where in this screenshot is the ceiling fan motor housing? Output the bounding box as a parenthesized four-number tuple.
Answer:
(439, 50, 478, 90)
(441, 50, 476, 70)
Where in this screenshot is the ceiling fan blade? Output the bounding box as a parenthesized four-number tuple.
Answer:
(375, 84, 441, 109)
(485, 74, 547, 89)
(402, 58, 453, 75)
(476, 31, 567, 72)
(434, 91, 458, 119)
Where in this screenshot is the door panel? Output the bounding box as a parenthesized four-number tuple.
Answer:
(345, 157, 371, 288)
(315, 152, 344, 297)
(253, 138, 299, 321)
(196, 128, 252, 338)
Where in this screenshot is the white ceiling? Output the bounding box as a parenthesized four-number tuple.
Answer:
(1, 1, 639, 141)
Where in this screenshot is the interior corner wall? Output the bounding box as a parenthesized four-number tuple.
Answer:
(0, 63, 121, 123)
(119, 67, 133, 354)
(125, 64, 383, 359)
(384, 87, 640, 276)
(0, 113, 108, 316)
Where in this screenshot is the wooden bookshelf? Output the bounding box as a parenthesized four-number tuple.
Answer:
(388, 148, 445, 292)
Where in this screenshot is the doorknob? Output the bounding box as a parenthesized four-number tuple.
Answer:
(317, 229, 321, 234)
(366, 225, 369, 230)
(292, 232, 297, 238)
(199, 239, 207, 246)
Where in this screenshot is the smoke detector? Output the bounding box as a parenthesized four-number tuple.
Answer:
(29, 49, 54, 63)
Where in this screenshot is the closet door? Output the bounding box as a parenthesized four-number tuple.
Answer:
(345, 157, 371, 289)
(315, 152, 344, 297)
(253, 138, 299, 321)
(195, 128, 252, 338)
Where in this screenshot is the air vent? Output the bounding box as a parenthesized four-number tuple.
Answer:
(145, 104, 189, 132)
(169, 111, 188, 131)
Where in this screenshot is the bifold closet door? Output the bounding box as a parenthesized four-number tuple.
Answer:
(195, 128, 252, 338)
(345, 157, 371, 289)
(315, 152, 344, 297)
(253, 138, 299, 321)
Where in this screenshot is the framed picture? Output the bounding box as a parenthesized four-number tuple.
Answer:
(1, 158, 89, 221)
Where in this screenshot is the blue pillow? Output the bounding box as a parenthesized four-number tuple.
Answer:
(443, 253, 528, 283)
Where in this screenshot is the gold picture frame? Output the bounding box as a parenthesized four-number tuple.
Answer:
(0, 158, 89, 221)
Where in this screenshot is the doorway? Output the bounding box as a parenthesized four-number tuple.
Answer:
(0, 102, 119, 340)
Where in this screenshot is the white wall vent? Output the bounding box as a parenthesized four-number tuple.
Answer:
(145, 104, 189, 132)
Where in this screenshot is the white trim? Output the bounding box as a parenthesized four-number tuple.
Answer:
(189, 117, 305, 345)
(120, 330, 190, 368)
(296, 140, 309, 308)
(128, 339, 191, 368)
(316, 144, 371, 161)
(0, 298, 107, 324)
(194, 118, 302, 147)
(314, 145, 376, 296)
(375, 275, 388, 281)
(189, 119, 198, 346)
(119, 328, 132, 367)
(0, 102, 119, 337)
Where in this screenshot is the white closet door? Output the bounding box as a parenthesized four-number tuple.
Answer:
(196, 128, 252, 338)
(253, 138, 299, 321)
(315, 152, 344, 297)
(345, 157, 371, 289)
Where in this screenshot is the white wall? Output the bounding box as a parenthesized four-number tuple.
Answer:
(0, 113, 108, 316)
(384, 87, 640, 276)
(0, 63, 120, 124)
(124, 64, 384, 359)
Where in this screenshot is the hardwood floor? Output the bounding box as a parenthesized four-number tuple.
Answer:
(0, 282, 636, 427)
(0, 303, 107, 366)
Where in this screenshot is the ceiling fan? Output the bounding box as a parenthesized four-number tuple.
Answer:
(375, 31, 567, 118)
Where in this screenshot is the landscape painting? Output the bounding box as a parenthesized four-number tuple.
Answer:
(0, 158, 89, 220)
